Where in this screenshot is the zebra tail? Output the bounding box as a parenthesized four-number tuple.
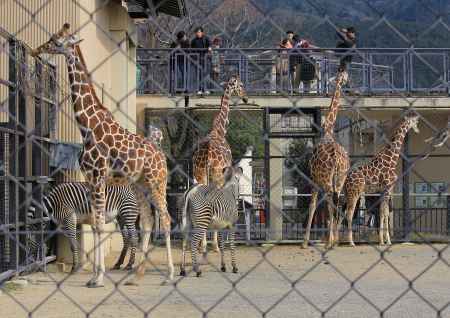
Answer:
(182, 185, 201, 233)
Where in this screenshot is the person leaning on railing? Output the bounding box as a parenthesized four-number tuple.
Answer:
(191, 26, 212, 95)
(277, 38, 292, 92)
(170, 31, 190, 94)
(291, 36, 319, 94)
(336, 26, 356, 72)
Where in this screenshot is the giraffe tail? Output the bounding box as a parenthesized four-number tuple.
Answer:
(331, 156, 342, 221)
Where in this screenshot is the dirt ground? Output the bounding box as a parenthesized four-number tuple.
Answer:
(1, 243, 450, 318)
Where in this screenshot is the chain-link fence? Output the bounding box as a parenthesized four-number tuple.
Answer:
(1, 0, 450, 317)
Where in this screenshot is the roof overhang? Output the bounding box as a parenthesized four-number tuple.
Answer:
(124, 0, 187, 19)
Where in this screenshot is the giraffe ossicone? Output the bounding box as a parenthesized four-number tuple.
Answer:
(33, 23, 174, 287)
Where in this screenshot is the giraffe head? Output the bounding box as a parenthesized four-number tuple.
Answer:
(405, 113, 420, 133)
(32, 23, 82, 57)
(225, 76, 248, 104)
(336, 70, 349, 87)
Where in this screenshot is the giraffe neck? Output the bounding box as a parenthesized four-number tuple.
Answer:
(210, 86, 231, 140)
(323, 72, 345, 138)
(65, 46, 112, 136)
(375, 119, 410, 165)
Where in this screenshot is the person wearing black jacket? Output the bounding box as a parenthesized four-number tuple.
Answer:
(336, 26, 356, 71)
(170, 31, 190, 93)
(191, 26, 211, 95)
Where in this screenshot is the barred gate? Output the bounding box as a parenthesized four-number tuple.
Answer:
(0, 29, 56, 280)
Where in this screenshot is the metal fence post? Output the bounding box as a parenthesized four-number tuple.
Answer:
(447, 195, 450, 236)
(402, 133, 411, 240)
(7, 37, 18, 272)
(263, 106, 270, 239)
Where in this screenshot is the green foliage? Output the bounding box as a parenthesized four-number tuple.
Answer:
(192, 109, 264, 160)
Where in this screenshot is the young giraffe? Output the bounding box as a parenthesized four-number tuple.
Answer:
(303, 70, 350, 249)
(192, 76, 248, 252)
(32, 24, 174, 287)
(344, 113, 420, 246)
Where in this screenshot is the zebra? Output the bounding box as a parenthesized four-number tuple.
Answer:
(180, 166, 243, 277)
(27, 182, 154, 272)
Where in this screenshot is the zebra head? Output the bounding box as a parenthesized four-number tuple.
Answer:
(26, 200, 51, 262)
(223, 166, 243, 200)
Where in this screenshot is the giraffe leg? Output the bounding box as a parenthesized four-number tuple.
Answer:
(86, 175, 107, 288)
(324, 193, 336, 249)
(345, 196, 359, 247)
(380, 196, 392, 246)
(379, 199, 386, 246)
(201, 232, 208, 254)
(128, 177, 174, 286)
(212, 231, 220, 253)
(303, 191, 318, 248)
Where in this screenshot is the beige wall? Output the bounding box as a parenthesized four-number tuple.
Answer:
(1, 0, 138, 140)
(78, 0, 137, 132)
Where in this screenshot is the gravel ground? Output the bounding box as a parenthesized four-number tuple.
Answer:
(1, 243, 450, 318)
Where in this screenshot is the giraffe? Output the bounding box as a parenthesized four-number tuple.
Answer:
(303, 70, 350, 249)
(344, 113, 420, 246)
(32, 23, 174, 287)
(192, 76, 248, 252)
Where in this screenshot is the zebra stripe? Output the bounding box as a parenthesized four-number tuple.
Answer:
(180, 167, 242, 277)
(27, 182, 141, 272)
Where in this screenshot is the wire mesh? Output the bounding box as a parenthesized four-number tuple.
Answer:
(1, 0, 450, 317)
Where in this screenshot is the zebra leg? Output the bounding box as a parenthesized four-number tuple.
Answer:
(113, 222, 128, 270)
(218, 231, 226, 272)
(191, 227, 206, 277)
(180, 230, 188, 276)
(229, 231, 238, 274)
(63, 215, 81, 274)
(124, 225, 138, 270)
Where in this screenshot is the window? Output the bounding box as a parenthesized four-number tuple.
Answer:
(414, 182, 447, 208)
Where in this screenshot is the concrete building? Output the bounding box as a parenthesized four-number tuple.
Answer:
(0, 0, 186, 268)
(138, 93, 450, 241)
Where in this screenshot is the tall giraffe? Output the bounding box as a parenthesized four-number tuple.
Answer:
(303, 71, 350, 249)
(344, 114, 420, 246)
(32, 24, 174, 287)
(192, 76, 247, 252)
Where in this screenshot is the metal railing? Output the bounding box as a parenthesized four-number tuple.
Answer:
(137, 48, 450, 96)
